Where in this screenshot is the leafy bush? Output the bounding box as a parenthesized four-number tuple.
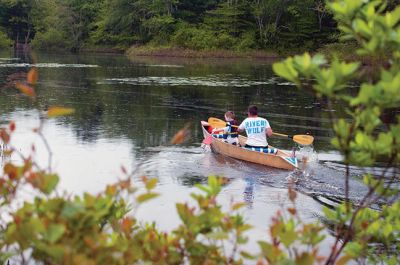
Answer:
(273, 0, 400, 263)
(171, 23, 258, 51)
(213, 32, 236, 50)
(171, 25, 217, 50)
(31, 28, 68, 50)
(0, 29, 12, 48)
(235, 31, 257, 51)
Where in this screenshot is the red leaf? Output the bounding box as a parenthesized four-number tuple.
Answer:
(0, 129, 10, 144)
(171, 123, 190, 144)
(121, 217, 134, 234)
(27, 68, 38, 85)
(9, 121, 16, 132)
(288, 207, 297, 215)
(4, 163, 18, 179)
(15, 82, 36, 97)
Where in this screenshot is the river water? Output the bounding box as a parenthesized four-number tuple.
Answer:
(0, 51, 373, 255)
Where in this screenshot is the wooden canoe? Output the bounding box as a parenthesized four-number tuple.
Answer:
(201, 122, 298, 170)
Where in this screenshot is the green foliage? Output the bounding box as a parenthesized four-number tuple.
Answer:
(273, 0, 400, 263)
(0, 28, 11, 48)
(175, 0, 216, 23)
(31, 28, 67, 50)
(258, 187, 326, 264)
(171, 22, 257, 51)
(204, 0, 251, 37)
(277, 0, 320, 49)
(0, 137, 254, 264)
(1, 71, 257, 263)
(171, 24, 234, 50)
(0, 0, 34, 41)
(1, 0, 400, 264)
(0, 0, 338, 51)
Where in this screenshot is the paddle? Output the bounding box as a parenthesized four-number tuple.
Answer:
(207, 117, 314, 146)
(207, 117, 232, 128)
(272, 132, 314, 146)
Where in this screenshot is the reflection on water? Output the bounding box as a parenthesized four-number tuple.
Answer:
(0, 52, 339, 149)
(0, 62, 98, 68)
(99, 75, 280, 87)
(243, 176, 255, 208)
(0, 51, 377, 252)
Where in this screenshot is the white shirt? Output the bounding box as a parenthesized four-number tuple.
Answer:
(238, 117, 270, 146)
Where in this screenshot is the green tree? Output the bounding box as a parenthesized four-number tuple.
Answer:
(57, 0, 103, 51)
(279, 0, 319, 49)
(251, 0, 288, 47)
(0, 0, 43, 45)
(204, 0, 251, 37)
(0, 27, 12, 48)
(1, 0, 400, 264)
(175, 0, 217, 23)
(92, 0, 149, 47)
(29, 0, 66, 50)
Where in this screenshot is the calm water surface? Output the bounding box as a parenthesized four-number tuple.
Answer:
(0, 51, 374, 254)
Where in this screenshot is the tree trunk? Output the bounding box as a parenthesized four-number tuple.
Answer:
(24, 28, 31, 45)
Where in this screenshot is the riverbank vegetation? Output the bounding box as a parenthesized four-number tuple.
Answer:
(1, 0, 398, 60)
(0, 0, 399, 264)
(0, 0, 340, 54)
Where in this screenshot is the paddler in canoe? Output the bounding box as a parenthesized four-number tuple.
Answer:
(207, 105, 314, 148)
(202, 106, 297, 169)
(203, 105, 314, 170)
(211, 111, 240, 146)
(237, 105, 275, 153)
(210, 105, 278, 154)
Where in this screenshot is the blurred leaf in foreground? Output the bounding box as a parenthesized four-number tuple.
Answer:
(47, 106, 75, 118)
(15, 82, 36, 98)
(171, 123, 191, 144)
(27, 68, 38, 85)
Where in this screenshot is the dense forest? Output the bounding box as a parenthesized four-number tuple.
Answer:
(0, 0, 398, 53)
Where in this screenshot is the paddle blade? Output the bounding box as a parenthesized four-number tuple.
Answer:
(293, 135, 314, 145)
(207, 117, 227, 128)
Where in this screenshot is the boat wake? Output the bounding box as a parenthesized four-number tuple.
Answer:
(137, 144, 376, 209)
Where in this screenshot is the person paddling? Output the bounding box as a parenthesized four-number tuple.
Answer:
(238, 105, 273, 148)
(212, 111, 239, 145)
(222, 111, 239, 145)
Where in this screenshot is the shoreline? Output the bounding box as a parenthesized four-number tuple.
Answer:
(7, 43, 387, 68)
(125, 46, 282, 59)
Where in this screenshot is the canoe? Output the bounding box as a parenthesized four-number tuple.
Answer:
(201, 122, 298, 170)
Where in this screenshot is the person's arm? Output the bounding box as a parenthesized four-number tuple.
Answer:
(266, 127, 273, 137)
(223, 125, 230, 133)
(265, 119, 273, 137)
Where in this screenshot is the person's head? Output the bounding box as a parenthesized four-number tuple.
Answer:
(224, 111, 235, 121)
(248, 105, 258, 117)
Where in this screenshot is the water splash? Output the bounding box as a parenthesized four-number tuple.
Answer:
(296, 145, 319, 169)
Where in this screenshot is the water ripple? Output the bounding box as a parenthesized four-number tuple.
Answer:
(140, 64, 184, 68)
(0, 63, 99, 68)
(98, 76, 275, 87)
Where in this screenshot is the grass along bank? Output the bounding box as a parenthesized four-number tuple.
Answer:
(126, 43, 387, 64)
(126, 45, 281, 59)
